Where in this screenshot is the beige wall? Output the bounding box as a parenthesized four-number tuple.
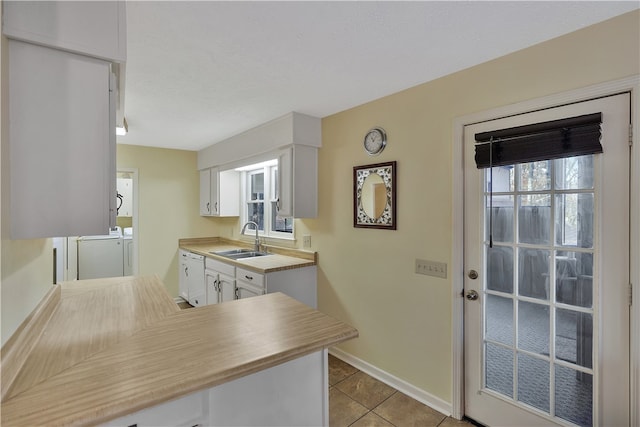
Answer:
(308, 11, 639, 404)
(116, 144, 221, 297)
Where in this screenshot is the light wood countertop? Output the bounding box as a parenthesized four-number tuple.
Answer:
(0, 276, 357, 426)
(179, 237, 317, 273)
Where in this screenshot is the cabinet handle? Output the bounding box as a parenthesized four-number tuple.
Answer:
(276, 197, 280, 211)
(214, 202, 218, 212)
(234, 288, 239, 299)
(206, 202, 210, 213)
(245, 275, 253, 281)
(185, 267, 188, 277)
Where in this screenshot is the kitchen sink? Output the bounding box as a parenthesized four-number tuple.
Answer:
(211, 249, 270, 260)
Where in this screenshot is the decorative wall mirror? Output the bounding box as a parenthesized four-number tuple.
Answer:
(353, 161, 396, 229)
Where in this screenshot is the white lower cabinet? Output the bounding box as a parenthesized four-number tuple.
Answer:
(102, 390, 208, 427)
(102, 350, 327, 427)
(203, 256, 317, 308)
(206, 271, 236, 305)
(235, 280, 265, 299)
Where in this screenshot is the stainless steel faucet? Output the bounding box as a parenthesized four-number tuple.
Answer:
(241, 221, 260, 252)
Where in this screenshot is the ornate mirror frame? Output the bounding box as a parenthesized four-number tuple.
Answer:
(353, 161, 397, 230)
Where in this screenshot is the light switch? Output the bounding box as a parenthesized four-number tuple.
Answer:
(415, 259, 447, 279)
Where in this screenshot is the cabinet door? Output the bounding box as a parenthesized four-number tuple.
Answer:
(236, 281, 265, 300)
(206, 271, 219, 305)
(217, 170, 240, 217)
(218, 273, 236, 303)
(210, 167, 219, 215)
(116, 177, 133, 217)
(199, 169, 212, 215)
(8, 40, 115, 239)
(277, 147, 293, 217)
(277, 145, 318, 218)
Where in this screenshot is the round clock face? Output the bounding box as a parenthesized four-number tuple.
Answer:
(364, 127, 386, 155)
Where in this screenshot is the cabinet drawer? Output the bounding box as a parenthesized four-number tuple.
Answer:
(236, 267, 265, 287)
(206, 257, 235, 276)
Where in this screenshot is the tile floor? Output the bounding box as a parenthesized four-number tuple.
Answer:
(329, 354, 474, 427)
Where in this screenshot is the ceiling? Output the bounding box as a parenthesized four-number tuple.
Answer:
(121, 1, 638, 151)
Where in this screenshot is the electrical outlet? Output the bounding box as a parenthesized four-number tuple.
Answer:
(415, 259, 447, 278)
(303, 235, 312, 248)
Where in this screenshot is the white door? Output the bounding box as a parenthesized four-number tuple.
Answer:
(464, 94, 630, 426)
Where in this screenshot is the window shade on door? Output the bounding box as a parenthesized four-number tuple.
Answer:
(474, 113, 602, 169)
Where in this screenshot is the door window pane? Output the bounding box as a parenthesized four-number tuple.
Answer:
(518, 195, 551, 244)
(486, 246, 513, 293)
(486, 294, 513, 345)
(556, 308, 592, 369)
(518, 161, 550, 191)
(518, 248, 550, 300)
(485, 342, 513, 398)
(485, 166, 514, 192)
(518, 301, 549, 355)
(517, 354, 550, 412)
(555, 155, 594, 190)
(555, 365, 592, 427)
(555, 193, 593, 248)
(486, 197, 513, 243)
(555, 252, 592, 308)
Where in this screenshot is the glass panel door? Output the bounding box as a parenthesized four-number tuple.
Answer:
(484, 157, 595, 426)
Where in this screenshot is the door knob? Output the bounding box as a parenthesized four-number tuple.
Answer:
(465, 290, 479, 301)
(468, 270, 478, 280)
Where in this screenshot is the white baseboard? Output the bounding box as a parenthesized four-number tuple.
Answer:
(329, 347, 452, 417)
(174, 297, 187, 304)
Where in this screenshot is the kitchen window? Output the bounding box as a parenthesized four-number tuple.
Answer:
(239, 160, 293, 238)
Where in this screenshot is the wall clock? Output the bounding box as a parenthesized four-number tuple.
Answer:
(363, 127, 387, 156)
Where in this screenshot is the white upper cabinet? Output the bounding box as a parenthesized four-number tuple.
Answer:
(200, 168, 240, 217)
(2, 0, 126, 63)
(199, 169, 212, 215)
(198, 112, 320, 219)
(8, 40, 115, 239)
(277, 145, 317, 218)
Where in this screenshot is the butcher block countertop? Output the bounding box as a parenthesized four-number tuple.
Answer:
(179, 237, 317, 273)
(0, 276, 357, 426)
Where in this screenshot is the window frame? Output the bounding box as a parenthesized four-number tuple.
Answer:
(240, 162, 294, 240)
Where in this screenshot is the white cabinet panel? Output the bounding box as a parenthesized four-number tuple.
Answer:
(277, 145, 317, 218)
(8, 40, 115, 239)
(207, 270, 235, 305)
(3, 0, 126, 62)
(116, 177, 133, 217)
(200, 169, 212, 215)
(103, 390, 208, 427)
(200, 168, 239, 217)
